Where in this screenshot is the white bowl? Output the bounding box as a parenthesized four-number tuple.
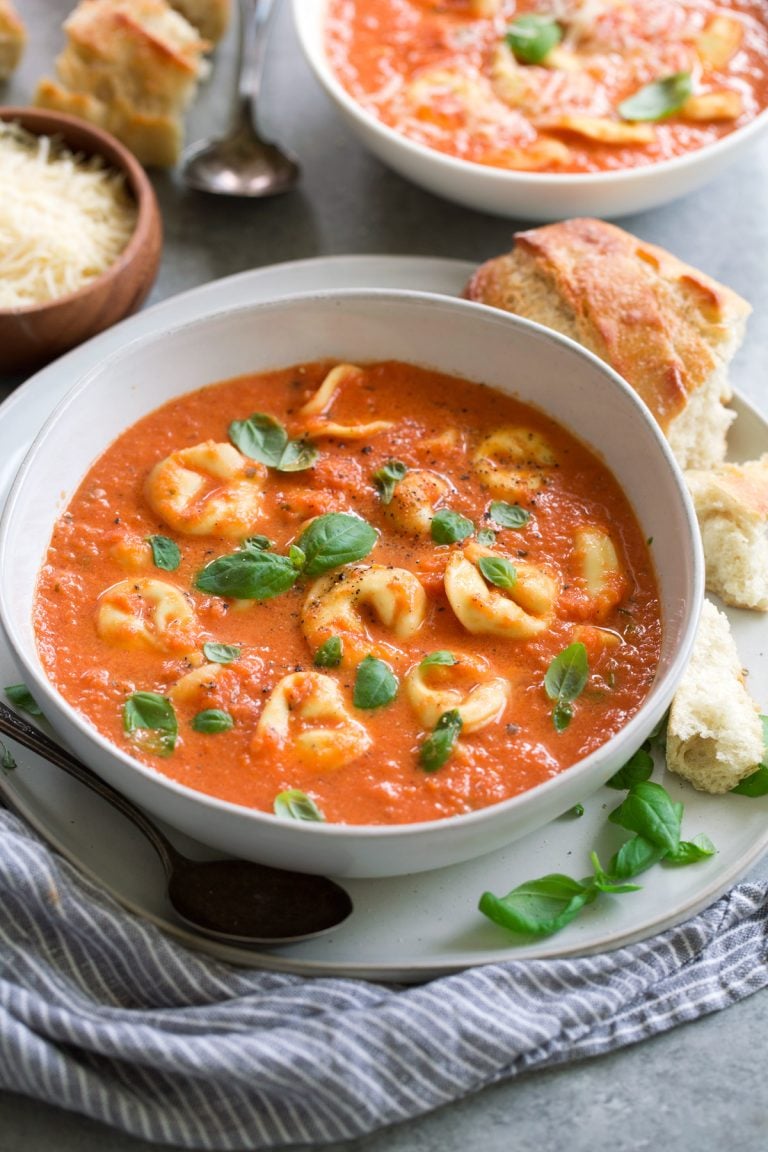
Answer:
(293, 0, 768, 221)
(0, 290, 703, 877)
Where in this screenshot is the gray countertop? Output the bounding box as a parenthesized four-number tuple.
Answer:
(2, 1, 768, 1148)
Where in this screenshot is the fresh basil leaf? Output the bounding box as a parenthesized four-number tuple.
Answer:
(608, 780, 682, 855)
(564, 803, 584, 819)
(476, 528, 497, 547)
(479, 874, 595, 937)
(618, 71, 693, 122)
(430, 508, 474, 545)
(202, 642, 241, 665)
(420, 650, 457, 669)
(544, 643, 589, 730)
(665, 834, 717, 866)
(123, 691, 177, 758)
(605, 744, 654, 790)
(4, 683, 43, 717)
(288, 545, 306, 570)
(191, 709, 234, 734)
(589, 851, 642, 894)
(147, 534, 181, 572)
(353, 655, 398, 710)
(489, 501, 531, 529)
(314, 636, 343, 668)
(419, 709, 463, 772)
(1, 743, 17, 771)
(731, 766, 768, 797)
(229, 412, 288, 465)
(277, 439, 318, 473)
(242, 535, 272, 552)
(609, 834, 667, 880)
(372, 460, 407, 504)
(552, 702, 573, 733)
(297, 513, 377, 577)
(505, 14, 562, 65)
(478, 555, 517, 591)
(196, 549, 299, 600)
(273, 789, 325, 822)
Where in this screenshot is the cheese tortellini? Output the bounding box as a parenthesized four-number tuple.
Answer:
(145, 440, 268, 538)
(571, 525, 627, 618)
(445, 544, 558, 640)
(252, 671, 371, 770)
(300, 363, 393, 440)
(302, 565, 428, 665)
(406, 655, 511, 733)
(473, 426, 558, 500)
(96, 578, 198, 653)
(384, 469, 452, 536)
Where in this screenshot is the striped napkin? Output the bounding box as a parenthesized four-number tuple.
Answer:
(1, 805, 767, 1150)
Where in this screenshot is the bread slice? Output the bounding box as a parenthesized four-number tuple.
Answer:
(34, 0, 209, 166)
(0, 0, 25, 79)
(686, 454, 768, 611)
(666, 598, 764, 793)
(465, 219, 751, 470)
(168, 0, 230, 43)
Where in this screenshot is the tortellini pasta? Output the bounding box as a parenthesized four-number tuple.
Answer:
(445, 544, 558, 640)
(405, 655, 511, 733)
(95, 578, 198, 653)
(473, 426, 558, 500)
(145, 440, 268, 538)
(300, 363, 393, 440)
(169, 661, 223, 706)
(302, 565, 428, 664)
(571, 525, 627, 618)
(384, 469, 452, 536)
(252, 671, 371, 770)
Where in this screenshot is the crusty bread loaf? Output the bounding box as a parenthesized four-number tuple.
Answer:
(168, 0, 230, 43)
(0, 0, 25, 79)
(666, 598, 764, 793)
(34, 0, 209, 166)
(685, 454, 768, 611)
(465, 219, 751, 470)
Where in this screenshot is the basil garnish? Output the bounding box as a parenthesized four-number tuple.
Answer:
(489, 501, 531, 529)
(4, 683, 42, 717)
(430, 508, 474, 545)
(229, 412, 318, 472)
(373, 460, 407, 504)
(618, 71, 693, 122)
(665, 835, 717, 866)
(476, 528, 497, 547)
(480, 874, 596, 937)
(478, 555, 517, 591)
(123, 691, 177, 757)
(314, 636, 343, 668)
(202, 642, 241, 664)
(273, 789, 325, 822)
(297, 513, 377, 577)
(192, 709, 234, 734)
(505, 14, 562, 65)
(544, 642, 589, 731)
(731, 714, 768, 796)
(608, 780, 682, 855)
(147, 534, 181, 572)
(605, 744, 654, 790)
(1, 743, 17, 771)
(353, 656, 398, 710)
(242, 535, 272, 552)
(419, 709, 463, 772)
(420, 650, 457, 669)
(196, 549, 300, 600)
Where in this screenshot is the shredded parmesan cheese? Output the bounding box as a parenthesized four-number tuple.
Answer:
(0, 121, 138, 309)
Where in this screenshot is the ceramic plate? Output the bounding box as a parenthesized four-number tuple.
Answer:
(2, 256, 767, 983)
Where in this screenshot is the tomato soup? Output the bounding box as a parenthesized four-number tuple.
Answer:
(34, 361, 661, 825)
(325, 0, 768, 174)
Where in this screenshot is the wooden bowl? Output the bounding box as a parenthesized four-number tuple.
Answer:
(0, 107, 163, 375)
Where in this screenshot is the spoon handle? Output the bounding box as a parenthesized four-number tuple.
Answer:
(0, 701, 177, 875)
(233, 0, 277, 133)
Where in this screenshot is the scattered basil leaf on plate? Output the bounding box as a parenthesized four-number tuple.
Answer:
(314, 636, 343, 668)
(479, 874, 596, 937)
(202, 642, 241, 665)
(478, 555, 517, 591)
(489, 501, 531, 529)
(505, 14, 562, 65)
(297, 513, 377, 576)
(419, 709, 463, 772)
(420, 650, 457, 669)
(430, 508, 474, 545)
(544, 642, 588, 731)
(191, 709, 234, 734)
(273, 789, 325, 822)
(607, 780, 682, 855)
(731, 714, 768, 796)
(353, 655, 398, 709)
(4, 683, 42, 717)
(609, 834, 666, 880)
(373, 459, 407, 504)
(605, 743, 654, 789)
(147, 534, 181, 572)
(1, 743, 17, 771)
(665, 834, 717, 866)
(196, 550, 300, 600)
(123, 691, 177, 757)
(618, 71, 693, 121)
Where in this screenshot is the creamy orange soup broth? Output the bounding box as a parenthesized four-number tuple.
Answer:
(325, 0, 768, 174)
(34, 361, 661, 825)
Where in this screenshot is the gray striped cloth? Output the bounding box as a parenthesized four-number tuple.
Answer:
(1, 806, 767, 1150)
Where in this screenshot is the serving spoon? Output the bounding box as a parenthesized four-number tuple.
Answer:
(181, 0, 300, 196)
(0, 701, 352, 945)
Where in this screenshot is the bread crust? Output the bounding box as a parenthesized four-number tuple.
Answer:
(466, 219, 751, 466)
(0, 0, 25, 79)
(168, 0, 230, 43)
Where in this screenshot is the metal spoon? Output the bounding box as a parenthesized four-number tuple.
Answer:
(0, 702, 352, 945)
(181, 0, 300, 196)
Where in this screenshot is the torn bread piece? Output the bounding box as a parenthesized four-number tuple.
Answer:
(666, 598, 764, 793)
(465, 218, 751, 469)
(168, 0, 230, 43)
(0, 0, 25, 79)
(686, 454, 768, 611)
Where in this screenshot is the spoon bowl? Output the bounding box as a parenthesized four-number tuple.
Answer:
(0, 702, 352, 945)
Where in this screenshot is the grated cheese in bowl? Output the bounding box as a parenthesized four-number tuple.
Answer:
(0, 120, 139, 310)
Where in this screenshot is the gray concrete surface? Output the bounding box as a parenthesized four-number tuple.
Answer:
(2, 0, 768, 1148)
